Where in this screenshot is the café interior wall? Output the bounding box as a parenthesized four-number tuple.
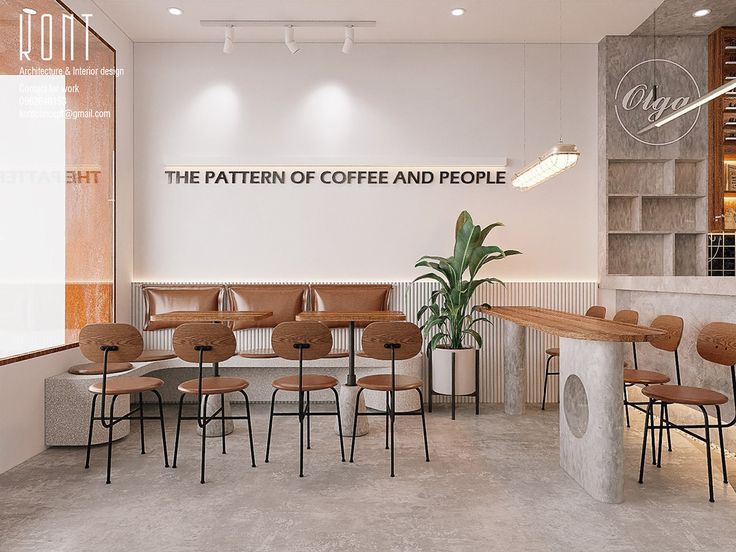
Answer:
(133, 42, 598, 283)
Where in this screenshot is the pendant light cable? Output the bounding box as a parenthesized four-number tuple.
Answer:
(523, 42, 527, 166)
(559, 0, 563, 143)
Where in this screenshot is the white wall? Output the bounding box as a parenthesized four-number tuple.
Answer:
(134, 42, 598, 282)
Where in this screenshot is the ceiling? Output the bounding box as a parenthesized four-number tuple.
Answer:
(91, 0, 664, 44)
(632, 0, 736, 36)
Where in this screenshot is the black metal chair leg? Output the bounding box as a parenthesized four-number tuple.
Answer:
(152, 390, 169, 467)
(85, 394, 98, 469)
(389, 391, 395, 477)
(241, 391, 256, 468)
(349, 388, 363, 463)
(639, 399, 653, 484)
(716, 405, 728, 484)
(105, 396, 118, 485)
(623, 386, 631, 428)
(220, 394, 227, 455)
(306, 391, 311, 450)
(700, 406, 714, 502)
(299, 391, 305, 478)
(418, 389, 430, 462)
(664, 404, 672, 452)
(138, 392, 146, 454)
(385, 392, 389, 450)
(265, 389, 278, 463)
(173, 394, 184, 468)
(650, 400, 657, 465)
(657, 402, 665, 468)
(542, 355, 552, 410)
(331, 387, 345, 462)
(200, 395, 209, 484)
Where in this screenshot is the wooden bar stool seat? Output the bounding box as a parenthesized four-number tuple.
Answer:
(134, 349, 176, 362)
(89, 376, 163, 395)
(642, 384, 728, 406)
(357, 374, 423, 392)
(325, 349, 349, 358)
(272, 374, 338, 392)
(239, 348, 279, 359)
(178, 376, 249, 395)
(69, 362, 133, 375)
(545, 347, 559, 357)
(623, 368, 669, 385)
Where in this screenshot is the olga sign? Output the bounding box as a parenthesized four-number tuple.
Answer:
(615, 58, 701, 146)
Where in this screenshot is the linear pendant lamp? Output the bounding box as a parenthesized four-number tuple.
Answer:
(638, 79, 736, 135)
(512, 143, 580, 190)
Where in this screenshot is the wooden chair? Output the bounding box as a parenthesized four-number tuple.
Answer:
(265, 321, 345, 477)
(350, 322, 429, 477)
(80, 323, 168, 484)
(171, 323, 256, 484)
(542, 305, 607, 409)
(639, 322, 736, 502)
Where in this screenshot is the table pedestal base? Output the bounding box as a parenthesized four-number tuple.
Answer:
(559, 337, 624, 503)
(197, 394, 234, 437)
(335, 385, 369, 437)
(502, 319, 526, 416)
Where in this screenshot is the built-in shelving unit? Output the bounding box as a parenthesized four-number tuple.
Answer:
(607, 159, 707, 276)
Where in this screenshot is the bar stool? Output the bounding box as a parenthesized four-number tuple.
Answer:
(542, 305, 607, 409)
(349, 321, 429, 477)
(171, 323, 256, 484)
(265, 321, 345, 477)
(639, 322, 736, 502)
(80, 323, 169, 484)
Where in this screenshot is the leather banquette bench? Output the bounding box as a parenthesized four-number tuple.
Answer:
(45, 283, 423, 446)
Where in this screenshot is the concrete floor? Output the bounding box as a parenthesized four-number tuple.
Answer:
(1, 403, 735, 552)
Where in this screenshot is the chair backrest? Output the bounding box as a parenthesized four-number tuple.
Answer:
(649, 315, 684, 353)
(613, 309, 639, 325)
(79, 323, 143, 363)
(172, 323, 236, 364)
(228, 284, 307, 330)
(697, 322, 736, 366)
(585, 305, 606, 319)
(143, 285, 225, 331)
(309, 284, 392, 328)
(361, 322, 423, 361)
(271, 321, 333, 361)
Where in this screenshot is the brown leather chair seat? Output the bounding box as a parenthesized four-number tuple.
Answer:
(178, 376, 248, 395)
(326, 348, 369, 358)
(642, 384, 729, 406)
(239, 348, 278, 359)
(135, 349, 177, 362)
(272, 374, 338, 392)
(624, 368, 669, 385)
(546, 347, 560, 357)
(69, 362, 133, 375)
(357, 374, 423, 392)
(88, 376, 164, 395)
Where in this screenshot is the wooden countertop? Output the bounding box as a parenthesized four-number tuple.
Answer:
(296, 311, 406, 323)
(150, 311, 272, 322)
(482, 306, 666, 343)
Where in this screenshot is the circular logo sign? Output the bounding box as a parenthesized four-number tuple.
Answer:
(614, 58, 701, 146)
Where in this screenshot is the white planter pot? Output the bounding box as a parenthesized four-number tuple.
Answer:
(431, 348, 476, 396)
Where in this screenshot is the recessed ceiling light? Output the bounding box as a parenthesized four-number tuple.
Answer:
(451, 8, 466, 16)
(693, 8, 711, 17)
(22, 8, 37, 14)
(168, 7, 183, 16)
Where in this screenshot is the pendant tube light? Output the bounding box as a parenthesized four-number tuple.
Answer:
(512, 143, 580, 190)
(638, 79, 736, 135)
(342, 25, 354, 54)
(285, 26, 300, 54)
(223, 25, 234, 54)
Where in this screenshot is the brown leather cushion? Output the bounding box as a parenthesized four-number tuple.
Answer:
(143, 286, 224, 331)
(357, 374, 423, 392)
(546, 347, 560, 357)
(134, 350, 177, 362)
(89, 376, 164, 395)
(272, 374, 339, 392)
(310, 284, 392, 328)
(623, 368, 670, 385)
(324, 349, 369, 358)
(69, 362, 133, 375)
(228, 284, 307, 330)
(239, 348, 279, 359)
(178, 376, 249, 395)
(642, 384, 728, 406)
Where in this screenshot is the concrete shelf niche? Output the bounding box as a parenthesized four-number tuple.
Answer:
(606, 159, 707, 276)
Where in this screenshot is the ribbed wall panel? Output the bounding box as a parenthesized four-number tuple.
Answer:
(132, 281, 596, 404)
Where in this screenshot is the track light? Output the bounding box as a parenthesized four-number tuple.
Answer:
(285, 26, 300, 54)
(223, 25, 234, 54)
(342, 25, 354, 54)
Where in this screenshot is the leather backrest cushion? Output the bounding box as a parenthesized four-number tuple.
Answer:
(309, 284, 392, 327)
(143, 286, 225, 331)
(228, 285, 308, 330)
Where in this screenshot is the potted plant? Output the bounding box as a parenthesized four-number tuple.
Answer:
(415, 211, 520, 397)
